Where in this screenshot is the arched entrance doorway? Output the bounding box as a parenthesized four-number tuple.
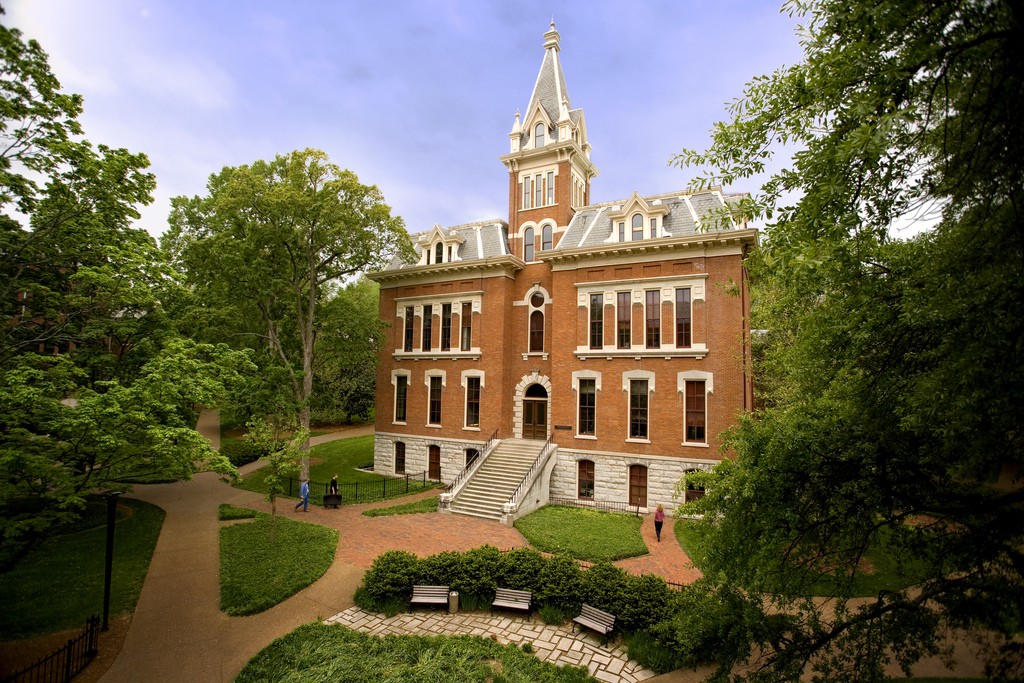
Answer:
(523, 383, 548, 440)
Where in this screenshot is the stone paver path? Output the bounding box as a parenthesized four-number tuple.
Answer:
(326, 607, 657, 682)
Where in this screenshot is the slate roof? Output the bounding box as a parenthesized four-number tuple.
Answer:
(381, 219, 509, 271)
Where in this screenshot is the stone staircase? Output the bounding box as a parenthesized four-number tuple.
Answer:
(448, 439, 544, 520)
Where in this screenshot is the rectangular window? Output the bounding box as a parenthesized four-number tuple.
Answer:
(465, 377, 481, 427)
(685, 380, 706, 443)
(650, 217, 658, 238)
(578, 379, 596, 436)
(428, 376, 442, 425)
(617, 292, 631, 349)
(675, 288, 692, 348)
(441, 303, 452, 351)
(589, 293, 603, 349)
(395, 375, 408, 422)
(534, 174, 542, 207)
(394, 442, 406, 474)
(460, 301, 471, 350)
(523, 176, 531, 209)
(617, 222, 625, 242)
(645, 291, 660, 348)
(547, 171, 554, 205)
(578, 460, 595, 499)
(403, 306, 414, 352)
(421, 305, 433, 351)
(629, 379, 648, 439)
(460, 302, 472, 351)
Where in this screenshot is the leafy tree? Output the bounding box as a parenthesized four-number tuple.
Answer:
(674, 0, 1023, 680)
(245, 419, 303, 545)
(165, 149, 412, 473)
(0, 12, 254, 566)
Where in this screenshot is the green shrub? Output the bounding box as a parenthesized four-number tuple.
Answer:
(626, 630, 679, 674)
(419, 551, 463, 587)
(218, 504, 257, 521)
(456, 545, 502, 599)
(619, 573, 674, 632)
(458, 593, 488, 611)
(536, 554, 584, 613)
(498, 547, 546, 590)
(539, 604, 566, 625)
(581, 561, 628, 615)
(362, 550, 420, 600)
(221, 440, 268, 466)
(521, 641, 534, 654)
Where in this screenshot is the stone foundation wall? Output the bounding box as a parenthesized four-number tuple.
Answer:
(374, 432, 487, 483)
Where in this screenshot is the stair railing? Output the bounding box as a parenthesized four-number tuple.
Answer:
(502, 435, 555, 514)
(438, 429, 498, 511)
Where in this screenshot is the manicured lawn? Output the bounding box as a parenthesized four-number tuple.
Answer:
(514, 505, 648, 562)
(675, 519, 927, 598)
(219, 510, 337, 615)
(0, 498, 165, 639)
(362, 494, 440, 517)
(235, 435, 437, 504)
(236, 622, 595, 683)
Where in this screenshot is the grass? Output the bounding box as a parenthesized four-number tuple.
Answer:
(218, 504, 257, 520)
(675, 519, 927, 598)
(362, 495, 439, 517)
(219, 511, 338, 615)
(235, 434, 437, 504)
(514, 505, 648, 562)
(235, 622, 596, 683)
(0, 498, 165, 639)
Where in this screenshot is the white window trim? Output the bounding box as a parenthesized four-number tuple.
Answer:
(572, 370, 602, 438)
(424, 370, 447, 427)
(678, 371, 713, 446)
(623, 370, 655, 442)
(461, 370, 485, 431)
(391, 369, 411, 425)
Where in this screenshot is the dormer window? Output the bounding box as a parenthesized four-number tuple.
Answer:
(535, 123, 545, 147)
(631, 214, 644, 241)
(435, 243, 444, 264)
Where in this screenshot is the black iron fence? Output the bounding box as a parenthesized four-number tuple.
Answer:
(283, 471, 431, 506)
(548, 496, 642, 516)
(4, 615, 99, 683)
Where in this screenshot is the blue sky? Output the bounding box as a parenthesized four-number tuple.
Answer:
(7, 1, 803, 239)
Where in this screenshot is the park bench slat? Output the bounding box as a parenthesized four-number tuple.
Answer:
(572, 603, 615, 637)
(491, 588, 532, 612)
(410, 585, 450, 608)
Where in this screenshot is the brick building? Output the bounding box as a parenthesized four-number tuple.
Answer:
(367, 23, 756, 523)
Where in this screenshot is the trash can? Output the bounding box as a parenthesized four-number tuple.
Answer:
(448, 591, 459, 614)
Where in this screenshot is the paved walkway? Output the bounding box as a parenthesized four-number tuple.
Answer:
(94, 411, 705, 682)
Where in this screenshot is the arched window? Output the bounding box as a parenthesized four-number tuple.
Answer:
(578, 460, 595, 499)
(394, 442, 406, 474)
(541, 224, 553, 251)
(631, 214, 644, 241)
(435, 242, 444, 264)
(535, 122, 545, 147)
(529, 310, 544, 352)
(524, 227, 535, 261)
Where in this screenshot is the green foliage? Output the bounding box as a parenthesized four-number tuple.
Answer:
(535, 554, 584, 613)
(235, 622, 595, 683)
(498, 547, 547, 591)
(580, 562, 628, 615)
(362, 550, 420, 601)
(165, 149, 412, 435)
(418, 550, 463, 587)
(455, 545, 502, 599)
(619, 573, 674, 633)
(670, 0, 1024, 678)
(218, 512, 337, 615)
(538, 604, 566, 626)
(513, 505, 648, 562)
(0, 498, 165, 639)
(625, 630, 680, 675)
(361, 495, 439, 517)
(220, 440, 270, 467)
(218, 504, 257, 521)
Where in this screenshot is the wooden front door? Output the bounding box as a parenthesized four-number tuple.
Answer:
(628, 464, 648, 508)
(428, 445, 441, 481)
(523, 400, 547, 439)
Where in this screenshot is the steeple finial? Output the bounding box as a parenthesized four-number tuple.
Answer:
(544, 21, 560, 51)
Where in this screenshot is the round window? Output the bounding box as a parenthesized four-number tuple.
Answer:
(530, 292, 545, 308)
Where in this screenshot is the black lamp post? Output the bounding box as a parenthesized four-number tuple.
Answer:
(101, 490, 121, 631)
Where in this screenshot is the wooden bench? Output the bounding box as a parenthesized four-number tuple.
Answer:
(410, 585, 450, 611)
(573, 603, 615, 640)
(491, 588, 532, 613)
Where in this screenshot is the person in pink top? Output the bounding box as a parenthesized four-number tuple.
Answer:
(654, 504, 665, 542)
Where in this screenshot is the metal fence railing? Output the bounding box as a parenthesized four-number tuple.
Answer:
(4, 615, 99, 683)
(283, 471, 431, 506)
(548, 496, 643, 517)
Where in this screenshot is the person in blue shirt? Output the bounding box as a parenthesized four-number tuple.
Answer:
(294, 479, 310, 512)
